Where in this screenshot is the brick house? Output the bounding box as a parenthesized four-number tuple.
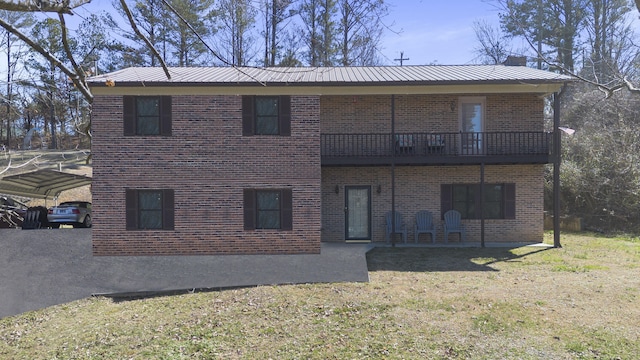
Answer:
(88, 65, 570, 256)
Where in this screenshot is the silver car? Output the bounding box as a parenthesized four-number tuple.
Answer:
(47, 201, 92, 228)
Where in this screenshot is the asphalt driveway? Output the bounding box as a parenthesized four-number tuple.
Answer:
(0, 229, 371, 318)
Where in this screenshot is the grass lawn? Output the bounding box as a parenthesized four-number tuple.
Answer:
(1, 232, 639, 359)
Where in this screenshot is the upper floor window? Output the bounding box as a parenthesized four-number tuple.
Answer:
(243, 188, 293, 230)
(441, 183, 515, 220)
(126, 189, 175, 230)
(242, 96, 291, 136)
(123, 96, 172, 136)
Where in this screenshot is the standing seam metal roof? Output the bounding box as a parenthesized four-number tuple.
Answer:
(87, 65, 572, 87)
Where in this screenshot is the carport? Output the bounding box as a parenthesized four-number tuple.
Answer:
(0, 169, 92, 202)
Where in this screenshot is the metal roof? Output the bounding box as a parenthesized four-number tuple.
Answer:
(87, 65, 573, 87)
(0, 169, 92, 200)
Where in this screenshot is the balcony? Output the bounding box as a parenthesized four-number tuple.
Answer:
(321, 132, 553, 166)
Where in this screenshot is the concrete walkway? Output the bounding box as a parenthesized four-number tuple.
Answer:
(0, 229, 371, 319)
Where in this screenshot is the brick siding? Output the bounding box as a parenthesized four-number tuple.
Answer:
(321, 93, 545, 244)
(92, 92, 546, 254)
(321, 93, 543, 133)
(92, 95, 321, 255)
(322, 165, 544, 243)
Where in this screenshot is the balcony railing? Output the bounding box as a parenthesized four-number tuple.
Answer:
(321, 132, 553, 166)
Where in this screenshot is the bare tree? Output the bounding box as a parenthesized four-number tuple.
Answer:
(473, 19, 511, 64)
(336, 0, 386, 66)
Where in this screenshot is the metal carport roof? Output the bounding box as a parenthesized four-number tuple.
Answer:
(0, 169, 92, 200)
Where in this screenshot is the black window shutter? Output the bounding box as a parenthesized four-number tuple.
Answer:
(440, 184, 452, 219)
(163, 189, 175, 230)
(123, 96, 135, 136)
(160, 96, 172, 136)
(281, 188, 293, 230)
(504, 183, 516, 219)
(279, 96, 291, 136)
(242, 96, 255, 136)
(243, 189, 256, 230)
(125, 189, 138, 230)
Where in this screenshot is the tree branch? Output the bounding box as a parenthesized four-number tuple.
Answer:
(0, 0, 90, 14)
(58, 13, 82, 75)
(497, 0, 640, 99)
(0, 16, 93, 102)
(119, 0, 171, 80)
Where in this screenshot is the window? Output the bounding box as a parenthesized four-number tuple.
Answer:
(255, 97, 279, 135)
(123, 96, 172, 136)
(441, 184, 515, 219)
(242, 96, 291, 136)
(243, 189, 292, 230)
(126, 189, 175, 230)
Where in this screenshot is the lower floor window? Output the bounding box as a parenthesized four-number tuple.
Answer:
(442, 183, 515, 219)
(138, 190, 164, 229)
(244, 188, 292, 230)
(256, 190, 281, 229)
(126, 189, 175, 230)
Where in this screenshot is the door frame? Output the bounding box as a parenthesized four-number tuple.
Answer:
(459, 96, 486, 155)
(344, 185, 372, 241)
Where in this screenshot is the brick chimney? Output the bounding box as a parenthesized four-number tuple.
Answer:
(503, 56, 527, 66)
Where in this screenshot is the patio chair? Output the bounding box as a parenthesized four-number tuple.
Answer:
(385, 211, 407, 243)
(415, 210, 436, 243)
(443, 210, 466, 243)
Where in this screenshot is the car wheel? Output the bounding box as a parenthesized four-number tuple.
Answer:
(50, 223, 60, 229)
(82, 215, 92, 228)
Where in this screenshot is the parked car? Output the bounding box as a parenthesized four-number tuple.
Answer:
(47, 201, 92, 228)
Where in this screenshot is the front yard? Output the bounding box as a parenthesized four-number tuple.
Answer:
(1, 232, 638, 359)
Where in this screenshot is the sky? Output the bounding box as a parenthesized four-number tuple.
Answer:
(380, 1, 502, 65)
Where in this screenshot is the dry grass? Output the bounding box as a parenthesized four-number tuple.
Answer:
(1, 232, 639, 359)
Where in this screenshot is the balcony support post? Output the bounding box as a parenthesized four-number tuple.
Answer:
(553, 92, 562, 248)
(391, 94, 396, 247)
(480, 162, 485, 247)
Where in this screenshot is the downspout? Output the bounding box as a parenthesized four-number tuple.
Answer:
(553, 92, 562, 248)
(391, 94, 396, 247)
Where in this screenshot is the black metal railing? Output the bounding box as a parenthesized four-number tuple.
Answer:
(321, 132, 552, 164)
